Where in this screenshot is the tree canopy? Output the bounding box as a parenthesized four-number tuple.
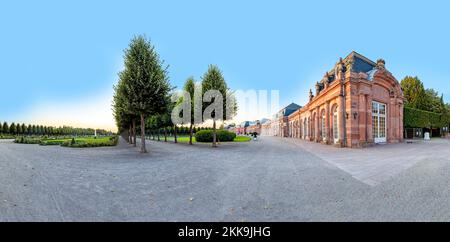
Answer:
(401, 76, 425, 110)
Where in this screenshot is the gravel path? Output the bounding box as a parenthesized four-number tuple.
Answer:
(0, 137, 449, 221)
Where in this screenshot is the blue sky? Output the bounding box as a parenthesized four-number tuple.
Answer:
(1, 0, 449, 130)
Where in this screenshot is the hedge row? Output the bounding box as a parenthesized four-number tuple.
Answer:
(14, 136, 119, 148)
(195, 130, 236, 143)
(14, 137, 42, 144)
(61, 136, 119, 148)
(404, 107, 449, 128)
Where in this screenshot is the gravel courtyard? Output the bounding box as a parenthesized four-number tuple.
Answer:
(1, 137, 450, 222)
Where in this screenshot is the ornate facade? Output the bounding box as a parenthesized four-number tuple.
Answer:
(262, 52, 404, 148)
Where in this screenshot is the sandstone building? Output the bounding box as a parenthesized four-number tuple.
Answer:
(262, 52, 404, 148)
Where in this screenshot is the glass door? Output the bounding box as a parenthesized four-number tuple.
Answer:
(372, 101, 387, 143)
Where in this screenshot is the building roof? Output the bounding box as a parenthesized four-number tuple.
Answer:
(344, 51, 376, 73)
(277, 103, 302, 117)
(260, 118, 270, 124)
(318, 51, 378, 90)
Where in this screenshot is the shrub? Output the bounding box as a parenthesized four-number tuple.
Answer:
(195, 130, 236, 143)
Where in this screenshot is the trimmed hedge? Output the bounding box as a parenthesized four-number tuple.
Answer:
(404, 107, 449, 128)
(14, 136, 42, 144)
(61, 136, 119, 148)
(195, 130, 236, 143)
(14, 136, 119, 148)
(0, 135, 16, 139)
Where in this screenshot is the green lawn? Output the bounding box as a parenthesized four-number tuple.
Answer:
(152, 135, 251, 143)
(16, 136, 118, 147)
(233, 136, 252, 142)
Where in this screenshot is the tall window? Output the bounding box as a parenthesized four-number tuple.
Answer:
(372, 101, 387, 143)
(321, 112, 326, 141)
(333, 108, 339, 143)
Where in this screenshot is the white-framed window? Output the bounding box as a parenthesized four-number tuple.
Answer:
(333, 108, 339, 143)
(321, 112, 326, 141)
(372, 101, 387, 143)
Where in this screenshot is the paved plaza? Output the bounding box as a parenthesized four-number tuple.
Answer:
(0, 137, 449, 221)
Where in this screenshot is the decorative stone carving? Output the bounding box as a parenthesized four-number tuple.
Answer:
(377, 59, 386, 69)
(323, 72, 329, 88)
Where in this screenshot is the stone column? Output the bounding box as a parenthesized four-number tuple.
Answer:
(359, 94, 367, 143)
(315, 106, 320, 142)
(309, 111, 313, 141)
(389, 97, 395, 143)
(339, 95, 345, 146)
(366, 95, 373, 143)
(325, 101, 330, 144)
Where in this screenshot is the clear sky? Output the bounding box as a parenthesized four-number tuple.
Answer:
(1, 0, 449, 131)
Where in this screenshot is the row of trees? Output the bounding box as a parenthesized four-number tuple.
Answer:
(135, 125, 216, 142)
(0, 122, 112, 136)
(113, 35, 236, 153)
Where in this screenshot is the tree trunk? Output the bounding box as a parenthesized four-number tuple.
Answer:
(157, 129, 160, 141)
(132, 119, 137, 147)
(140, 114, 147, 153)
(174, 125, 178, 143)
(189, 123, 193, 145)
(164, 127, 167, 142)
(212, 120, 217, 147)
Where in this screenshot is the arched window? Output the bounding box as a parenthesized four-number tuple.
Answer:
(333, 107, 339, 143)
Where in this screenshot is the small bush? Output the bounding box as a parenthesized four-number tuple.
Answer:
(195, 130, 236, 143)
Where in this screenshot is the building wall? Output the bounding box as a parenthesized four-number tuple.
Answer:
(262, 58, 404, 148)
(290, 64, 403, 147)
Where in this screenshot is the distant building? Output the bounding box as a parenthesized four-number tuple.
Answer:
(247, 120, 262, 135)
(261, 103, 301, 137)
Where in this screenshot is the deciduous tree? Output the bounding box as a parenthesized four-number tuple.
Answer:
(119, 35, 171, 153)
